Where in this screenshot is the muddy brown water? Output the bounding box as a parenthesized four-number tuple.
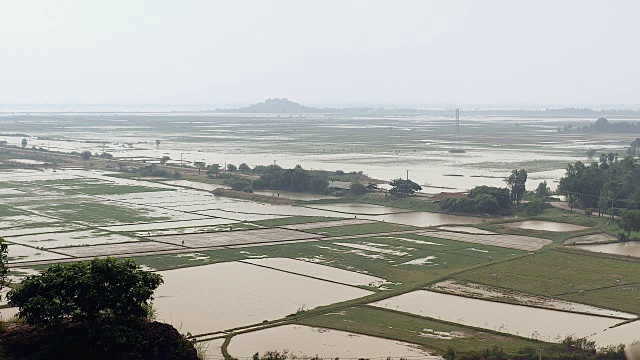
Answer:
(153, 262, 372, 335)
(227, 325, 439, 359)
(576, 242, 640, 258)
(506, 220, 588, 232)
(370, 290, 622, 343)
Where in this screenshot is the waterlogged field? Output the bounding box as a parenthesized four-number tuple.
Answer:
(227, 324, 439, 359)
(153, 262, 373, 335)
(1, 110, 640, 356)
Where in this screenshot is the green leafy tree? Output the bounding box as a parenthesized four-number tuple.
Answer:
(506, 169, 527, 204)
(159, 156, 170, 164)
(81, 151, 92, 161)
(8, 257, 163, 329)
(536, 181, 551, 198)
(349, 182, 367, 195)
(206, 163, 221, 178)
(388, 178, 422, 197)
(238, 163, 251, 173)
(620, 210, 640, 239)
(228, 178, 253, 192)
(586, 148, 597, 158)
(227, 164, 237, 172)
(21, 138, 27, 148)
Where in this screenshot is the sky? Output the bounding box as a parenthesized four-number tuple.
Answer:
(0, 0, 639, 108)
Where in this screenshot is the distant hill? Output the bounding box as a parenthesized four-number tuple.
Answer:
(214, 99, 640, 117)
(218, 98, 321, 113)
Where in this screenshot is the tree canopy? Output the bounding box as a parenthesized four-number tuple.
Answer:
(8, 257, 163, 329)
(505, 169, 527, 204)
(388, 178, 422, 197)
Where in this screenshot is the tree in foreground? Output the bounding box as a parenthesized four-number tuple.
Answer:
(388, 178, 422, 197)
(3, 258, 196, 359)
(21, 138, 27, 148)
(8, 257, 163, 329)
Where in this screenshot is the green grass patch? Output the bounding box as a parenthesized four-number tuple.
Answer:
(251, 216, 343, 227)
(306, 222, 417, 236)
(29, 202, 170, 225)
(0, 205, 25, 217)
(453, 249, 640, 314)
(297, 305, 544, 355)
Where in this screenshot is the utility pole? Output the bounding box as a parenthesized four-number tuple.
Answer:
(406, 170, 409, 180)
(539, 347, 544, 360)
(180, 153, 184, 166)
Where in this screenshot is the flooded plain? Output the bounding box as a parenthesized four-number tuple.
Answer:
(370, 290, 621, 343)
(575, 242, 640, 258)
(306, 203, 408, 215)
(153, 262, 373, 334)
(506, 220, 589, 232)
(227, 325, 438, 359)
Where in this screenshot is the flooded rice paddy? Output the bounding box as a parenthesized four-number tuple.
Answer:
(227, 325, 438, 359)
(370, 291, 621, 343)
(305, 203, 408, 215)
(241, 257, 386, 286)
(416, 230, 552, 251)
(437, 226, 496, 234)
(152, 228, 322, 248)
(575, 242, 640, 258)
(153, 262, 373, 334)
(506, 220, 589, 232)
(430, 280, 636, 319)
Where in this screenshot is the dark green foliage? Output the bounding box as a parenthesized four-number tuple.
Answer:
(587, 148, 597, 158)
(441, 186, 510, 214)
(21, 138, 27, 148)
(506, 169, 527, 204)
(206, 163, 221, 178)
(535, 181, 551, 198)
(620, 210, 640, 238)
(558, 152, 640, 213)
(227, 163, 237, 172)
(239, 163, 251, 173)
(8, 258, 163, 329)
(388, 178, 421, 197)
(159, 156, 170, 164)
(350, 182, 368, 195)
(523, 199, 550, 216)
(228, 177, 253, 192)
(0, 321, 198, 360)
(253, 164, 328, 194)
(81, 151, 92, 161)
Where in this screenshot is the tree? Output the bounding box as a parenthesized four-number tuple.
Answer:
(194, 161, 206, 175)
(586, 148, 597, 158)
(506, 169, 527, 204)
(229, 178, 253, 192)
(536, 181, 551, 198)
(206, 163, 221, 178)
(21, 138, 27, 148)
(99, 152, 113, 159)
(81, 151, 92, 161)
(620, 210, 640, 239)
(8, 258, 162, 330)
(155, 139, 161, 147)
(239, 163, 251, 173)
(366, 183, 379, 191)
(388, 178, 422, 197)
(159, 156, 170, 164)
(350, 182, 367, 195)
(227, 164, 237, 172)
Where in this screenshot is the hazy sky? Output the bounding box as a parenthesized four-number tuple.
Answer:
(1, 1, 639, 107)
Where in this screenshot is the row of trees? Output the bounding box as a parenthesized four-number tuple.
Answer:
(558, 151, 640, 213)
